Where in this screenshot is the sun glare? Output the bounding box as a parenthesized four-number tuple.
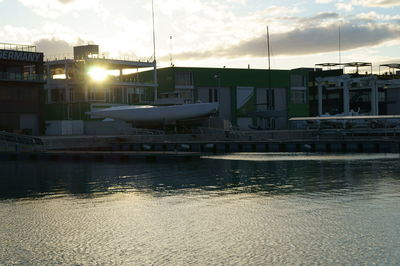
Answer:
(53, 74, 67, 80)
(88, 67, 108, 81)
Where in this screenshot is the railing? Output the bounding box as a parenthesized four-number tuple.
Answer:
(0, 72, 44, 82)
(44, 53, 154, 63)
(106, 75, 155, 85)
(44, 53, 73, 61)
(86, 54, 154, 63)
(0, 43, 36, 52)
(190, 128, 400, 142)
(0, 131, 45, 152)
(0, 131, 43, 145)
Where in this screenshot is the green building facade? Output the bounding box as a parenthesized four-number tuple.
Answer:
(44, 66, 313, 130)
(137, 66, 312, 129)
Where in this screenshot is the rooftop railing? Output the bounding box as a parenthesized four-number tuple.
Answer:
(44, 53, 74, 61)
(86, 54, 154, 63)
(0, 42, 36, 52)
(44, 53, 154, 63)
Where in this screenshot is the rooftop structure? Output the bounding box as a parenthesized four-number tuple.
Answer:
(315, 63, 343, 70)
(308, 66, 400, 119)
(315, 62, 372, 74)
(379, 63, 400, 78)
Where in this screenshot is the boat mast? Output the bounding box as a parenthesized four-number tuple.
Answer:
(152, 0, 158, 102)
(267, 26, 272, 109)
(267, 26, 271, 73)
(169, 35, 173, 66)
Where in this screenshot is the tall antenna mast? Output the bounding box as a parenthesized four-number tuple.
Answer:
(267, 26, 273, 111)
(152, 0, 156, 62)
(267, 26, 272, 91)
(267, 26, 271, 71)
(339, 22, 342, 65)
(151, 0, 158, 101)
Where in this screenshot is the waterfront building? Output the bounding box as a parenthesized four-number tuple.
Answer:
(44, 59, 312, 130)
(0, 43, 45, 135)
(308, 62, 400, 117)
(44, 44, 157, 121)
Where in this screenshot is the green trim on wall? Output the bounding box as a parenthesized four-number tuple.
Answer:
(45, 103, 91, 121)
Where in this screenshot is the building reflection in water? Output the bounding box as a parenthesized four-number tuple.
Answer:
(1, 155, 399, 200)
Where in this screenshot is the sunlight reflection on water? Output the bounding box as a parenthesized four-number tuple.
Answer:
(203, 152, 400, 161)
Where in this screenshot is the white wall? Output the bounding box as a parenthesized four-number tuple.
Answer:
(45, 120, 84, 136)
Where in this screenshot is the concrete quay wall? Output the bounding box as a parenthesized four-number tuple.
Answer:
(39, 129, 400, 154)
(0, 151, 200, 163)
(111, 140, 400, 154)
(2, 140, 398, 163)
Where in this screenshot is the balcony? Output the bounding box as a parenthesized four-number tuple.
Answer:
(0, 72, 45, 83)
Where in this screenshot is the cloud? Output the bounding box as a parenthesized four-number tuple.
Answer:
(0, 22, 95, 57)
(298, 12, 339, 25)
(33, 36, 98, 57)
(352, 0, 400, 8)
(18, 0, 107, 18)
(34, 38, 73, 55)
(170, 22, 400, 60)
(153, 1, 302, 55)
(335, 0, 400, 11)
(336, 2, 354, 11)
(0, 25, 38, 44)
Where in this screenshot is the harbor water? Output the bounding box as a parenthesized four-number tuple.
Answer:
(1, 153, 400, 265)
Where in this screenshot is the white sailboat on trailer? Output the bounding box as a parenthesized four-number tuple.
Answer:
(87, 102, 219, 124)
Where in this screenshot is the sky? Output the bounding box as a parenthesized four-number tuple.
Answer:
(1, 0, 400, 71)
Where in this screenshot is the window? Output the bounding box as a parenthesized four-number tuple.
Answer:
(208, 88, 219, 102)
(19, 88, 37, 101)
(379, 91, 386, 102)
(175, 71, 193, 88)
(266, 89, 274, 109)
(0, 88, 14, 100)
(257, 117, 275, 129)
(176, 89, 193, 103)
(327, 92, 340, 100)
(23, 65, 36, 77)
(291, 89, 306, 104)
(51, 88, 65, 102)
(271, 118, 276, 129)
(291, 74, 306, 87)
(128, 88, 144, 104)
(6, 66, 21, 74)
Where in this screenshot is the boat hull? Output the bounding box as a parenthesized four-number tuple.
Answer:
(87, 103, 219, 123)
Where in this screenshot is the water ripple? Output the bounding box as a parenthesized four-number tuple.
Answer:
(1, 154, 400, 264)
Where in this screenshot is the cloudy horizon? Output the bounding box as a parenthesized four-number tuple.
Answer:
(1, 0, 400, 70)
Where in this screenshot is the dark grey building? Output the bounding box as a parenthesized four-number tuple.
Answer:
(0, 43, 45, 135)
